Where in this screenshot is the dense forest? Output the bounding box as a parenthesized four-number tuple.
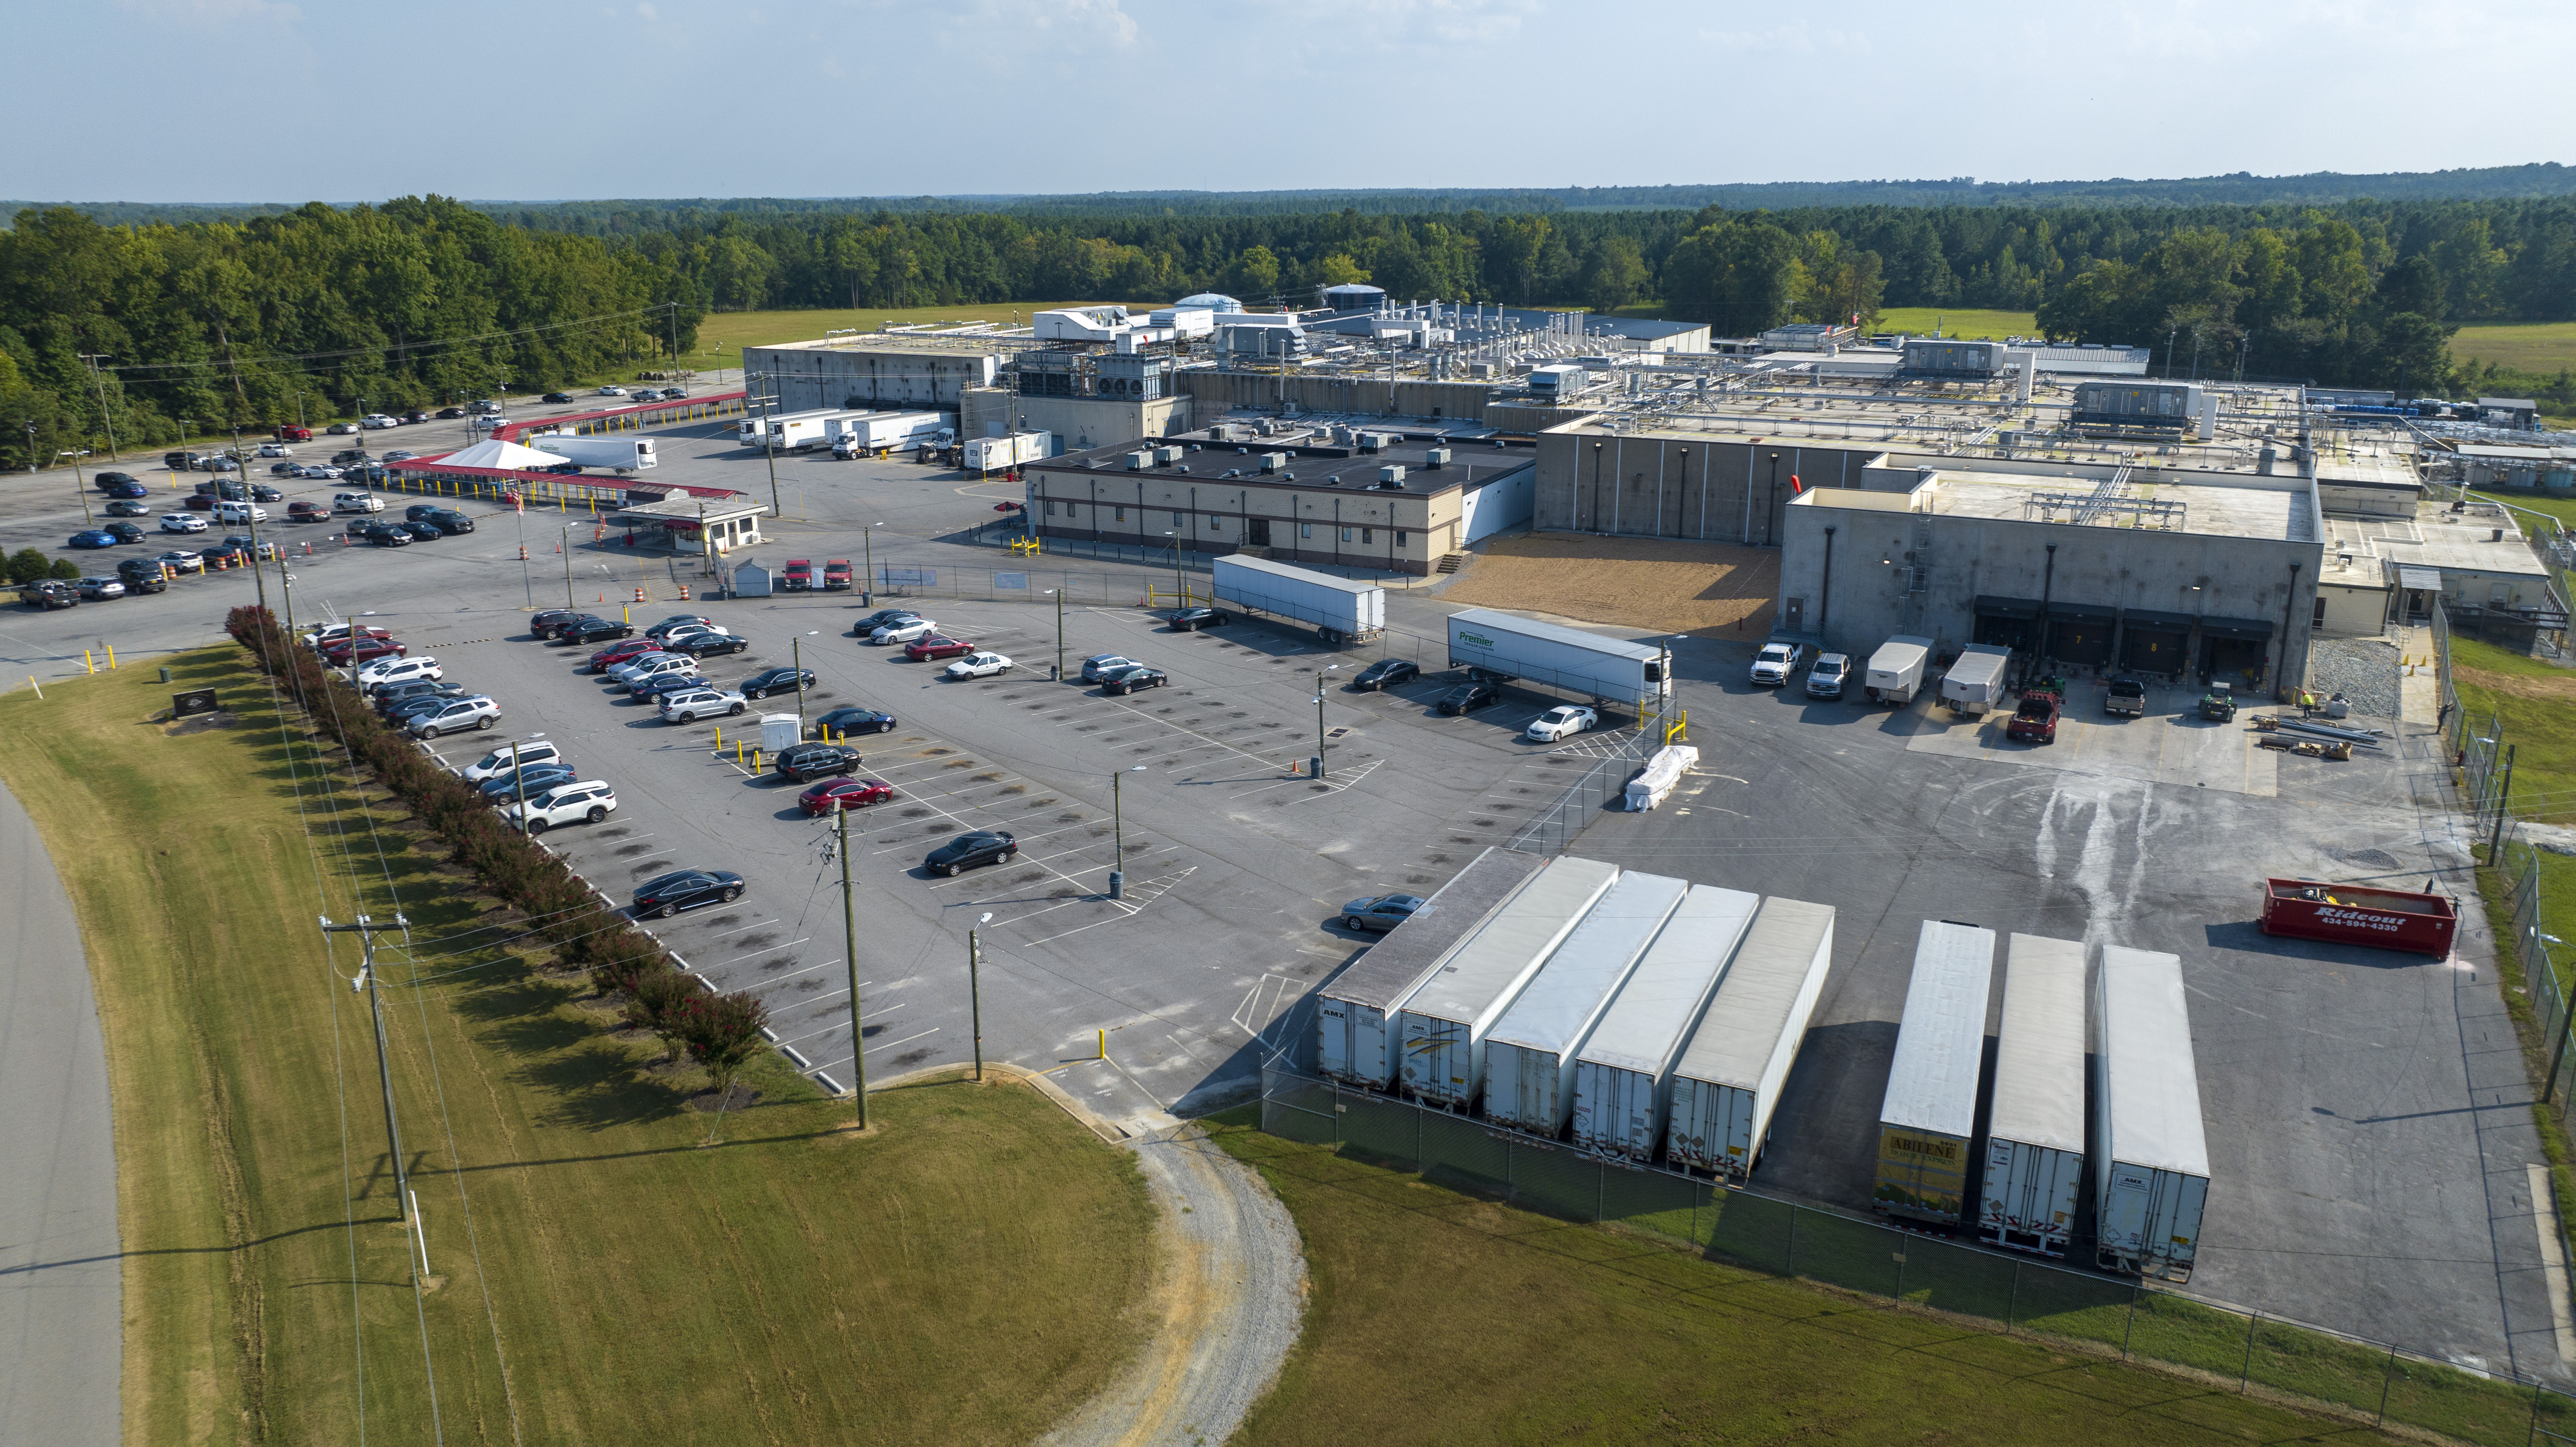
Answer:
(9, 188, 2576, 466)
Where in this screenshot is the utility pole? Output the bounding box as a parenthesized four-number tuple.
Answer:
(322, 914, 413, 1226)
(234, 428, 269, 617)
(61, 448, 94, 526)
(562, 522, 577, 611)
(969, 912, 991, 1082)
(794, 632, 816, 734)
(1050, 587, 1065, 681)
(77, 353, 117, 462)
(754, 369, 783, 522)
(839, 804, 868, 1125)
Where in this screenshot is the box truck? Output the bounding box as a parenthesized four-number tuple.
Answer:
(830, 410, 953, 457)
(1315, 848, 1548, 1089)
(1872, 920, 1997, 1226)
(736, 408, 840, 447)
(1865, 636, 1934, 705)
(529, 436, 658, 472)
(1665, 896, 1835, 1180)
(2094, 946, 2211, 1281)
(1397, 856, 1620, 1108)
(964, 430, 1052, 476)
(1979, 935, 2087, 1256)
(1484, 871, 1689, 1138)
(1446, 608, 1671, 707)
(1212, 554, 1385, 642)
(1941, 643, 2012, 715)
(1569, 885, 1760, 1161)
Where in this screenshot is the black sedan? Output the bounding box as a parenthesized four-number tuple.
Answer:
(398, 521, 443, 542)
(1166, 607, 1232, 632)
(1340, 893, 1425, 933)
(479, 763, 579, 803)
(852, 608, 920, 638)
(356, 523, 411, 548)
(1437, 680, 1499, 715)
(740, 666, 813, 700)
(563, 619, 635, 645)
(670, 631, 750, 658)
(924, 831, 1016, 877)
(632, 869, 744, 918)
(102, 521, 147, 543)
(814, 706, 897, 738)
(1099, 664, 1168, 696)
(435, 406, 467, 420)
(543, 392, 576, 404)
(1353, 659, 1420, 691)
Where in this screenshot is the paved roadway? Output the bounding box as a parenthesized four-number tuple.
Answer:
(0, 782, 119, 1447)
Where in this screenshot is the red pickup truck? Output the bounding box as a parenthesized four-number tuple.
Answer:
(2005, 688, 2062, 745)
(822, 558, 853, 591)
(275, 423, 313, 442)
(781, 558, 813, 591)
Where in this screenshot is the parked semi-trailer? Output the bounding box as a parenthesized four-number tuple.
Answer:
(1397, 856, 1620, 1108)
(1570, 885, 1760, 1161)
(529, 436, 658, 472)
(1979, 934, 2087, 1256)
(2094, 945, 2211, 1281)
(736, 407, 842, 447)
(1873, 919, 1997, 1226)
(1941, 643, 2012, 715)
(1446, 608, 1671, 707)
(1314, 848, 1548, 1089)
(1484, 871, 1689, 1138)
(1213, 554, 1385, 642)
(829, 410, 953, 457)
(1664, 896, 1836, 1180)
(1865, 635, 1934, 705)
(965, 430, 1052, 476)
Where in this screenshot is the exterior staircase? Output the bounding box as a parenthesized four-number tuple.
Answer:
(1436, 553, 1468, 575)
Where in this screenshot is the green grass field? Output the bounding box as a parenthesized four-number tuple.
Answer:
(1204, 1116, 2471, 1446)
(1875, 306, 2038, 339)
(0, 649, 1155, 1447)
(2454, 321, 2576, 376)
(686, 302, 1159, 376)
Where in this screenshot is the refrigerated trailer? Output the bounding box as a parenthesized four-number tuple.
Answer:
(829, 410, 953, 457)
(964, 430, 1052, 475)
(737, 408, 842, 448)
(1447, 608, 1670, 708)
(1979, 935, 2087, 1256)
(1941, 644, 2012, 715)
(1873, 920, 1997, 1226)
(1314, 848, 1548, 1089)
(1865, 635, 1934, 705)
(1211, 554, 1384, 641)
(1484, 871, 1689, 1138)
(1570, 885, 1760, 1161)
(1397, 856, 1620, 1108)
(1664, 896, 1836, 1180)
(2094, 946, 2211, 1281)
(529, 436, 658, 472)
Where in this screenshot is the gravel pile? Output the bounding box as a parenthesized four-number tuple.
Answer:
(2304, 636, 2403, 723)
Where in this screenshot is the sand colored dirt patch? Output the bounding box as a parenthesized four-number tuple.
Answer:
(1440, 533, 1779, 636)
(2456, 663, 2576, 703)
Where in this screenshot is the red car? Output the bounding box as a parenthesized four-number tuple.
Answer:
(823, 558, 853, 591)
(286, 500, 331, 522)
(184, 493, 216, 511)
(588, 638, 662, 672)
(275, 424, 313, 442)
(781, 558, 813, 591)
(321, 638, 406, 666)
(799, 777, 894, 815)
(905, 635, 974, 662)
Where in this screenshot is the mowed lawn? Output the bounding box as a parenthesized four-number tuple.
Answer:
(2454, 320, 2576, 375)
(0, 649, 1155, 1447)
(1875, 306, 2038, 339)
(689, 301, 1160, 371)
(1208, 1116, 2414, 1447)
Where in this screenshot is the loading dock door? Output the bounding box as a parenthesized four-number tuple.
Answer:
(1973, 595, 2044, 654)
(2199, 617, 2274, 687)
(2119, 609, 2194, 676)
(2044, 602, 2116, 668)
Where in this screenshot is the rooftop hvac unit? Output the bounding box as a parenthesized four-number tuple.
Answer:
(1378, 465, 1407, 487)
(1125, 450, 1151, 470)
(1424, 447, 1452, 468)
(1153, 445, 1182, 465)
(1260, 452, 1288, 474)
(1358, 432, 1386, 453)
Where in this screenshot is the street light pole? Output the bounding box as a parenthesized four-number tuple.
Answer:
(969, 912, 991, 1082)
(794, 631, 817, 734)
(563, 521, 578, 611)
(1311, 665, 1339, 779)
(1109, 766, 1145, 899)
(839, 804, 868, 1126)
(1047, 587, 1064, 681)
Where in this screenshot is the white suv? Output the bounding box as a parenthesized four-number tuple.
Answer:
(408, 696, 500, 738)
(333, 491, 384, 513)
(1749, 641, 1805, 687)
(361, 414, 399, 429)
(504, 780, 616, 834)
(214, 500, 268, 523)
(1526, 704, 1598, 742)
(358, 655, 441, 692)
(658, 687, 747, 724)
(621, 657, 698, 692)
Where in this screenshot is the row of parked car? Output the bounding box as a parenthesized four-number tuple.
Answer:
(305, 623, 506, 740)
(851, 608, 1019, 680)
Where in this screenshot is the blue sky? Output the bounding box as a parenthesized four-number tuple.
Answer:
(17, 0, 2574, 202)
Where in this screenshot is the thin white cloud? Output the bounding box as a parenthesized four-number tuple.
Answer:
(115, 0, 301, 23)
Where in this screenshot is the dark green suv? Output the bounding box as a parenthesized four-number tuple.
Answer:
(115, 557, 170, 593)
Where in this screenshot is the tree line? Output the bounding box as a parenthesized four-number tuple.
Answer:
(14, 192, 2576, 466)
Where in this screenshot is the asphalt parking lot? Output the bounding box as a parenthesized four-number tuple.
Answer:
(2, 403, 2551, 1377)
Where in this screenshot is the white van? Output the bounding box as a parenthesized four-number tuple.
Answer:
(214, 500, 269, 523)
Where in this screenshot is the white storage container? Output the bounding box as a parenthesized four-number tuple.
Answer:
(1665, 896, 1835, 1180)
(1979, 935, 2087, 1256)
(1570, 886, 1759, 1160)
(1484, 872, 1689, 1137)
(2093, 946, 2211, 1281)
(758, 713, 803, 753)
(1397, 856, 1619, 1107)
(1865, 635, 1934, 704)
(1941, 644, 2012, 714)
(1315, 848, 1547, 1088)
(1872, 920, 1996, 1225)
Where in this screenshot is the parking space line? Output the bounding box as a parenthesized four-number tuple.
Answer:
(714, 936, 808, 967)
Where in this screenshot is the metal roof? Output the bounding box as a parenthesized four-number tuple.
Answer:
(1989, 935, 2086, 1154)
(2099, 946, 2211, 1176)
(1670, 896, 1835, 1091)
(1877, 921, 1996, 1138)
(2398, 565, 2444, 591)
(1575, 886, 1760, 1079)
(1401, 856, 1620, 1033)
(1318, 848, 1547, 1014)
(1488, 872, 1688, 1058)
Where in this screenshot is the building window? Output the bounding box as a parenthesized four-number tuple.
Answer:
(1044, 500, 1056, 516)
(1340, 527, 1352, 543)
(1173, 511, 1185, 527)
(1361, 527, 1374, 544)
(1395, 530, 1407, 547)
(2312, 596, 2327, 628)
(1300, 523, 1312, 539)
(1208, 514, 1222, 531)
(1114, 506, 1126, 522)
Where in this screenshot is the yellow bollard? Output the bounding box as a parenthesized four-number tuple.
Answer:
(1098, 1029, 1107, 1061)
(734, 740, 743, 765)
(712, 725, 722, 750)
(84, 650, 95, 675)
(28, 676, 41, 699)
(106, 644, 116, 670)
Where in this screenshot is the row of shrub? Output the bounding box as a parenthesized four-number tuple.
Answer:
(226, 605, 772, 1094)
(10, 547, 91, 584)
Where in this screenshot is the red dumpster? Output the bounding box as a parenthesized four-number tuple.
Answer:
(2259, 878, 2457, 957)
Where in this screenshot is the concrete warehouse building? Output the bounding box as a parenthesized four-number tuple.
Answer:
(1022, 420, 1534, 575)
(739, 333, 1007, 416)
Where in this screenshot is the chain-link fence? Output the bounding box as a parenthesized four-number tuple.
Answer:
(1261, 1064, 2575, 1445)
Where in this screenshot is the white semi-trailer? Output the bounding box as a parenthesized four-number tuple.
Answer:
(1212, 554, 1385, 641)
(1873, 920, 1997, 1227)
(2094, 945, 2211, 1281)
(1568, 885, 1759, 1161)
(736, 407, 840, 447)
(1445, 608, 1671, 707)
(1397, 856, 1619, 1108)
(529, 436, 657, 472)
(1664, 896, 1834, 1180)
(830, 410, 953, 457)
(1314, 848, 1548, 1090)
(1483, 871, 1689, 1139)
(1979, 934, 2087, 1257)
(966, 431, 1052, 475)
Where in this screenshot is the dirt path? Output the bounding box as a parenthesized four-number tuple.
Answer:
(1039, 1124, 1305, 1447)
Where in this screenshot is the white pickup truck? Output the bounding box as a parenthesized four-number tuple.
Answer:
(1749, 640, 1807, 687)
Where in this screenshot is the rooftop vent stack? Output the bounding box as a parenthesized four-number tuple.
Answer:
(2258, 446, 2277, 475)
(1379, 465, 1407, 488)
